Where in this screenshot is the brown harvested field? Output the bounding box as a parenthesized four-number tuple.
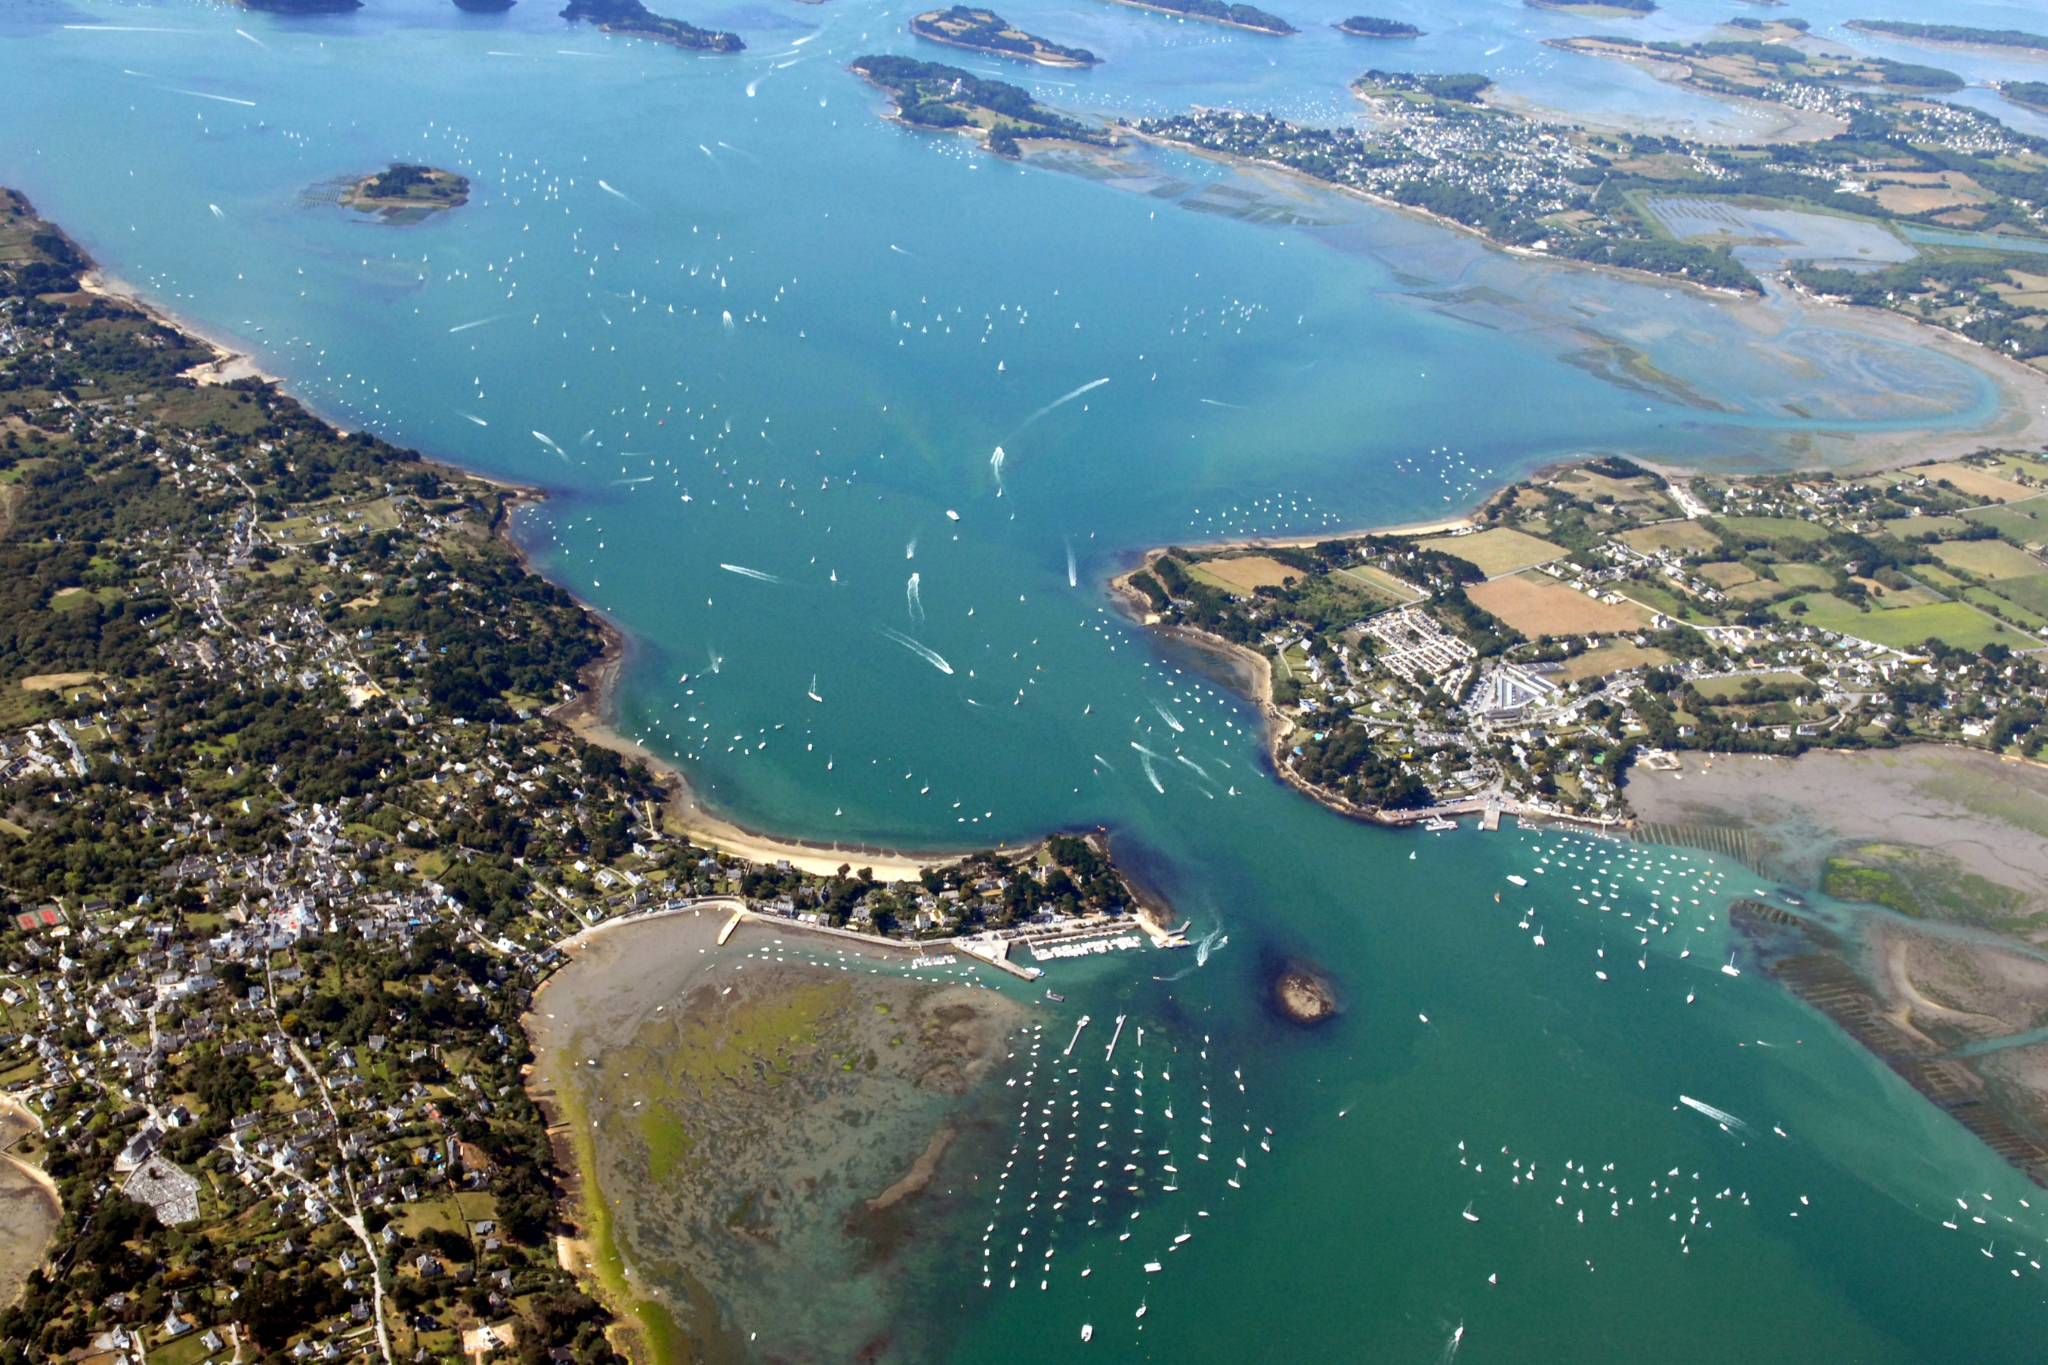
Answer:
(1417, 527, 1564, 578)
(1923, 464, 2036, 503)
(1552, 641, 1671, 683)
(1871, 183, 1978, 214)
(1188, 555, 1301, 594)
(1619, 521, 1722, 556)
(1933, 539, 2047, 581)
(1466, 574, 1651, 637)
(1696, 560, 1757, 588)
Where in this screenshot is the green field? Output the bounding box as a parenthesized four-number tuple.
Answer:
(1881, 515, 1968, 538)
(1775, 593, 2036, 651)
(1714, 516, 1832, 545)
(1932, 539, 2046, 580)
(1989, 572, 2048, 618)
(1772, 563, 1836, 590)
(1964, 586, 2048, 631)
(1962, 495, 2048, 546)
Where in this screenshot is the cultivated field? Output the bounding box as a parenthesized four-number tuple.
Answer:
(1188, 555, 1301, 594)
(1418, 527, 1564, 578)
(1963, 496, 2048, 547)
(1466, 574, 1650, 636)
(1714, 516, 1831, 544)
(1777, 593, 2037, 652)
(1550, 641, 1669, 683)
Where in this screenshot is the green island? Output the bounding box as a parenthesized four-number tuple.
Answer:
(0, 187, 1174, 1363)
(1336, 15, 1422, 38)
(851, 55, 1113, 157)
(451, 0, 517, 13)
(1847, 20, 2048, 54)
(1525, 0, 1655, 16)
(1088, 0, 1296, 38)
(910, 7, 1101, 67)
(558, 0, 742, 53)
(2005, 81, 2048, 114)
(340, 166, 471, 225)
(1116, 452, 2048, 826)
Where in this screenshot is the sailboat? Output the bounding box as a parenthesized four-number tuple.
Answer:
(806, 675, 822, 702)
(1462, 1201, 1479, 1222)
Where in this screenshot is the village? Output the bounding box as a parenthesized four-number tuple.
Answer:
(1123, 453, 2048, 829)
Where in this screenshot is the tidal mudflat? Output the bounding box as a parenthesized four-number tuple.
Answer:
(526, 912, 1026, 1362)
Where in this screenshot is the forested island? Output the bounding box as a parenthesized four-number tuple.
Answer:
(1090, 0, 1296, 37)
(452, 0, 516, 12)
(2007, 82, 2048, 114)
(1337, 15, 1421, 38)
(1526, 0, 1654, 15)
(910, 7, 1101, 67)
(340, 165, 470, 223)
(239, 0, 363, 12)
(1847, 20, 2048, 53)
(559, 0, 742, 52)
(852, 54, 1112, 156)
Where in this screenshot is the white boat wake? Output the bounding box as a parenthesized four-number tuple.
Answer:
(720, 563, 782, 583)
(879, 626, 954, 674)
(1679, 1094, 1748, 1132)
(906, 571, 924, 621)
(1010, 376, 1109, 437)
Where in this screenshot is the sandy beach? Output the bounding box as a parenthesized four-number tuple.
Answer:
(0, 1096, 58, 1310)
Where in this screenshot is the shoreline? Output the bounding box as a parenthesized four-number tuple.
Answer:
(78, 269, 285, 388)
(1115, 127, 2048, 465)
(1090, 0, 1294, 36)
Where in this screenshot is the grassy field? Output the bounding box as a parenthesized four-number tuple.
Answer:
(1693, 670, 1809, 701)
(1964, 585, 2048, 631)
(1417, 527, 1564, 578)
(1695, 560, 1757, 587)
(1331, 563, 1425, 603)
(1988, 571, 2048, 618)
(1619, 521, 1721, 555)
(1962, 495, 2048, 546)
(1772, 563, 1836, 590)
(1714, 516, 1832, 545)
(1932, 539, 2046, 579)
(1775, 593, 2036, 650)
(1882, 515, 1968, 538)
(1551, 641, 1670, 682)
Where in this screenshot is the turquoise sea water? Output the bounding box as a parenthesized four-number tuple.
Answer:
(10, 0, 2048, 1357)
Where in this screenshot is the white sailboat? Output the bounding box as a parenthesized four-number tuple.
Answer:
(806, 675, 822, 702)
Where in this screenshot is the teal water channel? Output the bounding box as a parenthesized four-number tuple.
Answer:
(8, 0, 2048, 1357)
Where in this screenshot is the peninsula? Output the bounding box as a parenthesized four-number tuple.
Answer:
(1089, 0, 1296, 37)
(0, 185, 1181, 1359)
(339, 165, 470, 222)
(852, 54, 1114, 156)
(2005, 81, 2048, 114)
(1134, 35, 2048, 310)
(558, 0, 743, 52)
(910, 7, 1101, 67)
(1336, 15, 1422, 38)
(1118, 453, 2048, 829)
